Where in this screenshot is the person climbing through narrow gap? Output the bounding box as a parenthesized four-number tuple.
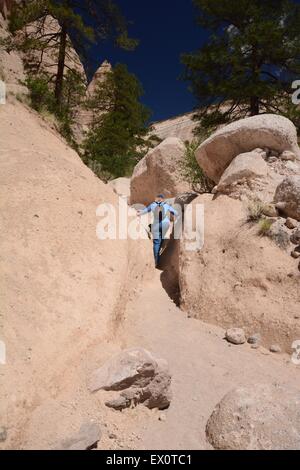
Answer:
(137, 194, 178, 268)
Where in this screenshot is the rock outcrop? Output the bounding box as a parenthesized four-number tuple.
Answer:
(179, 194, 300, 352)
(87, 60, 112, 96)
(130, 137, 191, 206)
(195, 115, 300, 183)
(206, 384, 300, 450)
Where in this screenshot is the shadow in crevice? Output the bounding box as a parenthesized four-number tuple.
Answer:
(159, 236, 180, 306)
(157, 192, 199, 306)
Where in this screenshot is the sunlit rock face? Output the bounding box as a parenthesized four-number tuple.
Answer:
(151, 112, 197, 143)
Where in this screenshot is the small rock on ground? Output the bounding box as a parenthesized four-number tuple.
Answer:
(291, 230, 300, 245)
(225, 328, 246, 345)
(0, 427, 7, 442)
(270, 345, 282, 354)
(291, 251, 300, 259)
(247, 333, 261, 345)
(286, 218, 298, 230)
(60, 422, 101, 450)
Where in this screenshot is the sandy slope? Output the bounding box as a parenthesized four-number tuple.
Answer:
(0, 99, 152, 449)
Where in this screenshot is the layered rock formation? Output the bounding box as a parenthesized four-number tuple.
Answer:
(87, 60, 112, 96)
(151, 112, 197, 143)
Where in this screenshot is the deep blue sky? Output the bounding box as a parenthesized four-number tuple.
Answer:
(88, 0, 209, 123)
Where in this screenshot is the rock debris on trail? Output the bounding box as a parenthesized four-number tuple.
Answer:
(89, 348, 172, 411)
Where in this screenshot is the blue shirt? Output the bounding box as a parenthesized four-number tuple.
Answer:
(141, 201, 178, 225)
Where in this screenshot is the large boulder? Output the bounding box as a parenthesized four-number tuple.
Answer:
(130, 137, 191, 206)
(274, 176, 300, 221)
(217, 151, 269, 194)
(206, 384, 300, 450)
(196, 115, 300, 183)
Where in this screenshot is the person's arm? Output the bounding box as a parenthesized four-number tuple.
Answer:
(166, 204, 178, 217)
(137, 203, 154, 217)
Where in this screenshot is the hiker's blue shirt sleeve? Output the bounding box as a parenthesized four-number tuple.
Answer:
(140, 203, 155, 215)
(165, 204, 178, 217)
(140, 202, 178, 217)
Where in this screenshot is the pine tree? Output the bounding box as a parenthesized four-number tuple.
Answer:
(83, 63, 152, 180)
(182, 0, 300, 130)
(9, 0, 138, 108)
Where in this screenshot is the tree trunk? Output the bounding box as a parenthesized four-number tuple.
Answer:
(55, 22, 67, 109)
(250, 96, 260, 116)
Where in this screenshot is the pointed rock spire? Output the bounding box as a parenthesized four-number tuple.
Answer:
(87, 60, 112, 96)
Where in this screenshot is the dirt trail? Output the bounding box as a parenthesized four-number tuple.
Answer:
(119, 269, 300, 450)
